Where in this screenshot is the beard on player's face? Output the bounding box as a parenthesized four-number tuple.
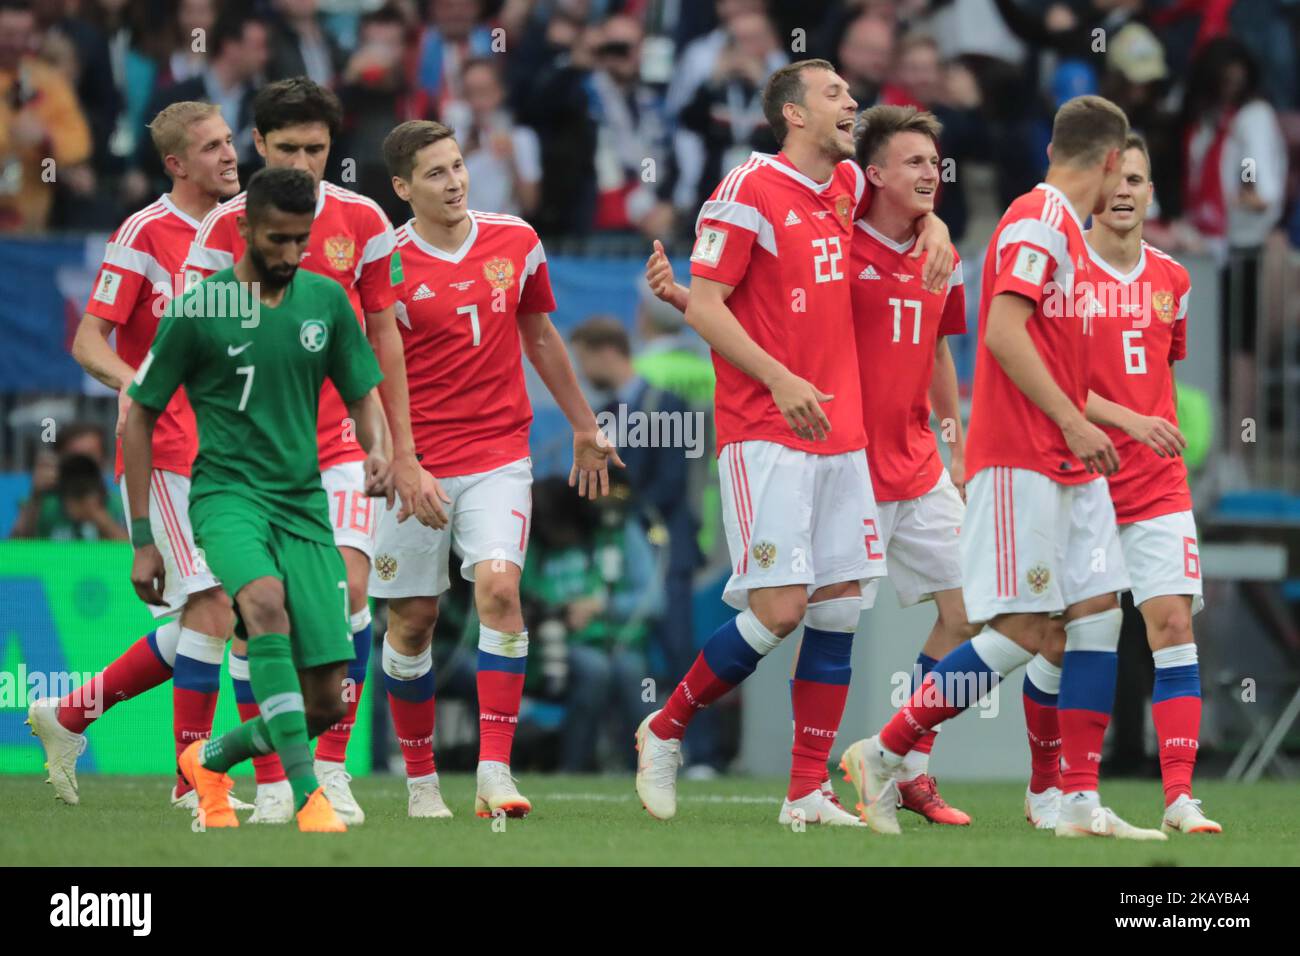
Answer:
(248, 242, 298, 290)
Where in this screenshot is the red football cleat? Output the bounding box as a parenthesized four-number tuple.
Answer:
(898, 774, 971, 825)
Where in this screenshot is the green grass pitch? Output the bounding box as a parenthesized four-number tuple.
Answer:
(3, 775, 1296, 867)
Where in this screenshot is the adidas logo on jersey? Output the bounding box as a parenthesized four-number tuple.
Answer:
(858, 265, 880, 280)
(784, 209, 802, 227)
(411, 283, 435, 301)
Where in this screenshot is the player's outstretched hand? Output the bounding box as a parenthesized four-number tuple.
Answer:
(646, 239, 676, 300)
(570, 429, 626, 501)
(393, 454, 450, 528)
(131, 543, 167, 606)
(770, 372, 833, 441)
(1063, 417, 1120, 476)
(1124, 414, 1187, 459)
(912, 216, 954, 294)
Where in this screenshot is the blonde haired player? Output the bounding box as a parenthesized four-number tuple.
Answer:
(29, 102, 251, 813)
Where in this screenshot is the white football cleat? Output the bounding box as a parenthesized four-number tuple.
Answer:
(780, 788, 866, 827)
(1162, 794, 1222, 834)
(315, 759, 364, 825)
(1055, 791, 1168, 841)
(1025, 785, 1062, 830)
(838, 736, 902, 835)
(26, 698, 85, 805)
(247, 780, 294, 824)
(635, 710, 682, 821)
(475, 761, 531, 818)
(408, 773, 454, 819)
(171, 784, 252, 812)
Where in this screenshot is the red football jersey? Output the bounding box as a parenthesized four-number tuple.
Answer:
(966, 183, 1096, 485)
(85, 195, 199, 480)
(393, 211, 556, 477)
(689, 152, 868, 456)
(1087, 240, 1192, 523)
(184, 181, 399, 469)
(851, 220, 966, 501)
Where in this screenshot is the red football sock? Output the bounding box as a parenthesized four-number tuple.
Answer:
(388, 691, 436, 778)
(1058, 708, 1108, 793)
(172, 687, 218, 794)
(237, 699, 286, 784)
(650, 653, 734, 740)
(789, 678, 849, 800)
(911, 730, 938, 755)
(477, 670, 524, 765)
(879, 676, 964, 756)
(314, 692, 362, 764)
(1153, 696, 1201, 805)
(57, 634, 171, 734)
(1023, 694, 1062, 793)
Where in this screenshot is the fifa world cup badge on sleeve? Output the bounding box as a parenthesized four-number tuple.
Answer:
(691, 226, 727, 266)
(1012, 247, 1047, 285)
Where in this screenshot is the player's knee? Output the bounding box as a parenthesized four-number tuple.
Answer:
(1151, 606, 1193, 648)
(388, 599, 439, 653)
(476, 574, 521, 623)
(306, 694, 347, 734)
(757, 595, 807, 639)
(182, 588, 235, 638)
(235, 580, 289, 635)
(346, 576, 369, 615)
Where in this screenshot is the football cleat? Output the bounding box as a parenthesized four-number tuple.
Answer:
(839, 737, 902, 835)
(898, 774, 971, 825)
(635, 711, 681, 821)
(26, 698, 86, 805)
(408, 773, 454, 819)
(779, 788, 866, 827)
(296, 786, 347, 833)
(171, 784, 252, 812)
(247, 780, 294, 825)
(1162, 794, 1222, 834)
(475, 761, 531, 818)
(177, 740, 239, 828)
(1054, 791, 1167, 841)
(315, 759, 364, 825)
(1025, 785, 1062, 830)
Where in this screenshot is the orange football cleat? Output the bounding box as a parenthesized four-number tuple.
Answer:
(296, 786, 347, 833)
(898, 773, 971, 825)
(178, 740, 239, 828)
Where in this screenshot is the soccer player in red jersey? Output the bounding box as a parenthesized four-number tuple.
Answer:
(184, 78, 442, 825)
(370, 121, 621, 819)
(27, 102, 252, 812)
(634, 59, 954, 825)
(1032, 135, 1217, 834)
(845, 96, 1171, 839)
(646, 103, 973, 825)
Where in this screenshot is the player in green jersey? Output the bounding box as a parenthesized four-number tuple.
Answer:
(122, 167, 391, 833)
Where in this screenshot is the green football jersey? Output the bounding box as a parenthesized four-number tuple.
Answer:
(129, 267, 383, 545)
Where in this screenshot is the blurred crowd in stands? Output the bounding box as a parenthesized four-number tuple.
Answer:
(0, 0, 1296, 250)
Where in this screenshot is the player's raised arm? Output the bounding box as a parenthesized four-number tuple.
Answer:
(517, 310, 625, 500)
(912, 212, 954, 293)
(686, 275, 833, 442)
(984, 291, 1119, 475)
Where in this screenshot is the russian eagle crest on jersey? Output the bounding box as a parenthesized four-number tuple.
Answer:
(393, 211, 556, 477)
(690, 151, 868, 456)
(85, 195, 202, 480)
(851, 219, 966, 501)
(1087, 240, 1193, 523)
(183, 181, 399, 469)
(966, 183, 1096, 484)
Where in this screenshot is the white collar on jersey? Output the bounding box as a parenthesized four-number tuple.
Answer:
(313, 181, 327, 219)
(159, 193, 201, 229)
(754, 151, 837, 194)
(855, 217, 917, 253)
(1085, 239, 1147, 285)
(402, 212, 479, 264)
(1034, 182, 1085, 232)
